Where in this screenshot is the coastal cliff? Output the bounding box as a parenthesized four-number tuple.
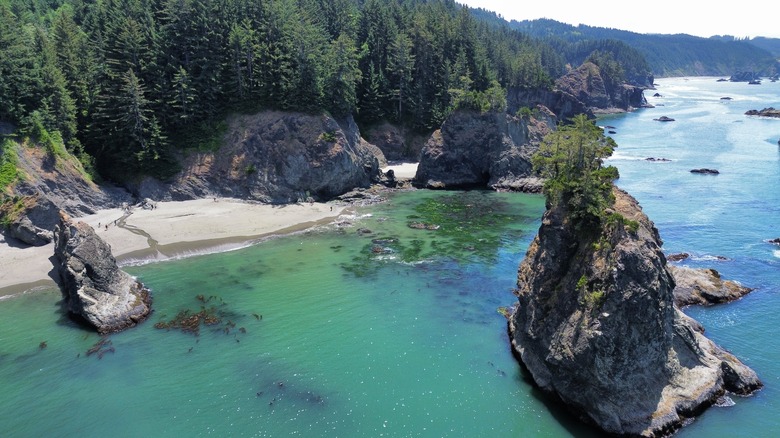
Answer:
(414, 109, 556, 191)
(130, 112, 382, 203)
(0, 140, 131, 246)
(54, 211, 152, 334)
(554, 62, 647, 113)
(509, 187, 761, 437)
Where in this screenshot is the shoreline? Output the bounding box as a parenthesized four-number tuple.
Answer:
(0, 198, 349, 298)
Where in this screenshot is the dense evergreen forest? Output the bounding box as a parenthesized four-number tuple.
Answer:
(0, 0, 649, 181)
(505, 18, 779, 78)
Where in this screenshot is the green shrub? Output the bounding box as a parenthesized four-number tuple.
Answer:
(516, 106, 534, 119)
(0, 139, 19, 190)
(576, 275, 588, 290)
(320, 131, 338, 143)
(583, 289, 606, 308)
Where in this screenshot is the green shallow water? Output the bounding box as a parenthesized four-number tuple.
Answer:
(1, 190, 602, 437)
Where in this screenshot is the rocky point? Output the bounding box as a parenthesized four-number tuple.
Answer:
(509, 187, 761, 437)
(54, 211, 152, 334)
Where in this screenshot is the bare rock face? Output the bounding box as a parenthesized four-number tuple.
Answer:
(54, 211, 152, 334)
(509, 188, 761, 437)
(414, 109, 555, 191)
(554, 62, 648, 113)
(1, 140, 132, 245)
(130, 112, 381, 203)
(670, 266, 753, 307)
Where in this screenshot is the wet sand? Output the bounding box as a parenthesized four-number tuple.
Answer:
(0, 198, 345, 297)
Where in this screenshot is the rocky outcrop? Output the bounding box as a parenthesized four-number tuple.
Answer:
(129, 112, 382, 203)
(745, 107, 780, 118)
(54, 211, 152, 334)
(510, 187, 761, 437)
(670, 266, 753, 307)
(690, 168, 719, 175)
(507, 87, 592, 123)
(414, 109, 556, 191)
(554, 62, 648, 113)
(730, 71, 760, 82)
(1, 141, 131, 244)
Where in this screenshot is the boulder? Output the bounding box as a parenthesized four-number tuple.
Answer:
(670, 266, 753, 307)
(510, 187, 761, 437)
(654, 116, 675, 122)
(54, 211, 152, 334)
(7, 215, 52, 246)
(415, 109, 555, 191)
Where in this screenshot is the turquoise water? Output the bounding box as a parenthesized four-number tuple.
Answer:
(2, 77, 779, 437)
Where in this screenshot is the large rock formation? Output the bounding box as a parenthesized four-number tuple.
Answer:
(510, 187, 761, 437)
(414, 109, 556, 191)
(507, 87, 593, 122)
(554, 62, 648, 113)
(54, 211, 152, 334)
(129, 111, 382, 203)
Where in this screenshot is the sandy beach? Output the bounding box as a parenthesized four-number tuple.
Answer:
(0, 198, 346, 297)
(382, 162, 418, 180)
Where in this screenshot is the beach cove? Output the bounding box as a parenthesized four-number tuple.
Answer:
(0, 77, 779, 436)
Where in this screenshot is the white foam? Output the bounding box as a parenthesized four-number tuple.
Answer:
(690, 255, 729, 262)
(774, 250, 780, 259)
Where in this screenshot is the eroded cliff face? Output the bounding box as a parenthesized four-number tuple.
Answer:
(414, 109, 556, 192)
(1, 142, 131, 245)
(509, 188, 761, 437)
(54, 212, 152, 334)
(554, 62, 647, 113)
(131, 112, 382, 203)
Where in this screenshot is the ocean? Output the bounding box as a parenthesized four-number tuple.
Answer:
(0, 77, 777, 437)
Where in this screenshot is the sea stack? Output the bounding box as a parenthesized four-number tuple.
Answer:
(54, 211, 152, 334)
(509, 187, 761, 437)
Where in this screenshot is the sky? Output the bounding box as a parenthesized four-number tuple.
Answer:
(458, 1, 780, 39)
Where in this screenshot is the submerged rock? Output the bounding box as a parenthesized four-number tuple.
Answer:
(54, 211, 152, 334)
(690, 168, 720, 175)
(509, 187, 761, 437)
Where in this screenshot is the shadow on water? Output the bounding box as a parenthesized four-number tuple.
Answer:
(515, 363, 606, 438)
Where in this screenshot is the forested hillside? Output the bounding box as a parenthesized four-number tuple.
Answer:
(0, 0, 659, 183)
(507, 18, 778, 78)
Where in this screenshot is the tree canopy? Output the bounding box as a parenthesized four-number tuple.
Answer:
(532, 114, 619, 227)
(0, 0, 649, 181)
